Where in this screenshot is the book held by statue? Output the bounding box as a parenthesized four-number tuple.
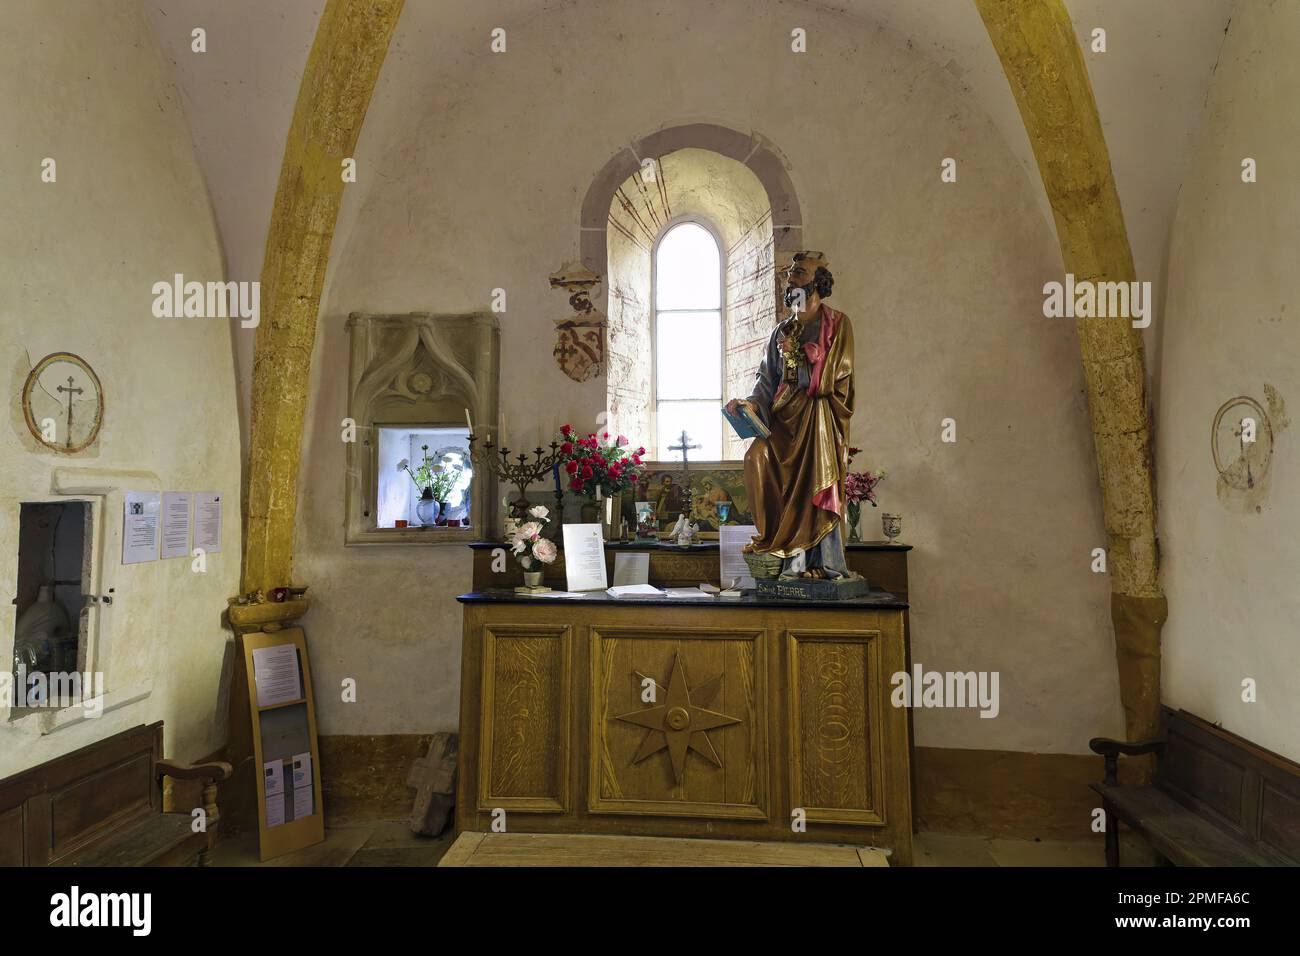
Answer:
(721, 402, 770, 440)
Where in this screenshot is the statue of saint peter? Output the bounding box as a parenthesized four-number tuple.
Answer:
(726, 251, 856, 579)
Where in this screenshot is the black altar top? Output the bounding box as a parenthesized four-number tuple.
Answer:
(457, 587, 908, 611)
(466, 539, 911, 553)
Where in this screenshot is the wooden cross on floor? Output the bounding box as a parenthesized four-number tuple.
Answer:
(56, 375, 83, 449)
(406, 732, 458, 836)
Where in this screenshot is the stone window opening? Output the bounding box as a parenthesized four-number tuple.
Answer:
(589, 128, 802, 463)
(652, 217, 726, 460)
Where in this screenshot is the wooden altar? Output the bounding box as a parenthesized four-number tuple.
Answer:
(457, 541, 914, 863)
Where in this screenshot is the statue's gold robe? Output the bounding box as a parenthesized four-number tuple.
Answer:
(743, 304, 854, 558)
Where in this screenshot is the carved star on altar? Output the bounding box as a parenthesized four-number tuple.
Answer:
(614, 653, 741, 784)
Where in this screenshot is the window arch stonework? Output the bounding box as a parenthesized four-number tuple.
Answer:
(584, 125, 803, 461)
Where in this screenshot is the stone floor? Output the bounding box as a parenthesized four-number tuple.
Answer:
(209, 823, 1128, 867)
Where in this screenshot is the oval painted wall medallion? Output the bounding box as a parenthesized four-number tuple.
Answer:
(22, 352, 105, 453)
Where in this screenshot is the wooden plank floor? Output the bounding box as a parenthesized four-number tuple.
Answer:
(438, 832, 890, 867)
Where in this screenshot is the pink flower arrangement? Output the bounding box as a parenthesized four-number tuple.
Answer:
(510, 505, 556, 570)
(844, 447, 885, 506)
(845, 470, 885, 506)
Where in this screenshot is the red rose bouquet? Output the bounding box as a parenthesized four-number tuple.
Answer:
(555, 425, 645, 497)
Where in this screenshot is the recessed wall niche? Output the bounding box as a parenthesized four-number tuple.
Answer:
(12, 501, 91, 712)
(344, 312, 499, 546)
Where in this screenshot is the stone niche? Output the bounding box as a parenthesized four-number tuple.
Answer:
(344, 312, 499, 546)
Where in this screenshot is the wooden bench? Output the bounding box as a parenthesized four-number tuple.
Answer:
(0, 721, 231, 866)
(1090, 708, 1300, 867)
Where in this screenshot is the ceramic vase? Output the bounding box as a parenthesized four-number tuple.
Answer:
(415, 489, 440, 527)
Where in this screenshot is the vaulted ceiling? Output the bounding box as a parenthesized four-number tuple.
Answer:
(144, 0, 1236, 402)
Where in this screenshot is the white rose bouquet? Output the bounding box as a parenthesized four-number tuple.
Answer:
(510, 505, 557, 570)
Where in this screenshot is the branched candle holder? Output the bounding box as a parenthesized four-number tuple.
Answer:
(466, 433, 566, 526)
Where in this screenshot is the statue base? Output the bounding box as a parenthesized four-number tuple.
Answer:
(754, 573, 871, 601)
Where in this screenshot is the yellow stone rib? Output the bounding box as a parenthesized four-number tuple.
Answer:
(242, 0, 405, 595)
(975, 0, 1166, 742)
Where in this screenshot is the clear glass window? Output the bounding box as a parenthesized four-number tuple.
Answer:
(655, 221, 723, 459)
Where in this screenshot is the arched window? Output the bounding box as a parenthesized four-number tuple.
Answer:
(653, 220, 724, 460)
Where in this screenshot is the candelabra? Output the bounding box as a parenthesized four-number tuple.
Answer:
(466, 433, 566, 526)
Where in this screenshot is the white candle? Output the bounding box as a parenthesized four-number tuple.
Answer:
(596, 484, 602, 501)
(464, 407, 473, 432)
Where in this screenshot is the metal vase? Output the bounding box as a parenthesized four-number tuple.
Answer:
(601, 493, 622, 541)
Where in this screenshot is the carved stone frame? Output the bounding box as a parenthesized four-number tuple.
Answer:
(344, 312, 499, 546)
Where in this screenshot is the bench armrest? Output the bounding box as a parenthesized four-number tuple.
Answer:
(156, 759, 233, 783)
(1089, 737, 1165, 785)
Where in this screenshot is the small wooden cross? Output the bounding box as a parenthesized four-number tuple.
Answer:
(56, 375, 83, 449)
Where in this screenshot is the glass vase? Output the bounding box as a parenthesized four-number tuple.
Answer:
(847, 501, 862, 542)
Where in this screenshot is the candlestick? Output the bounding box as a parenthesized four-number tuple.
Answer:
(466, 430, 566, 528)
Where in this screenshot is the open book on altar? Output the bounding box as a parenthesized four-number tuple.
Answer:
(721, 402, 770, 440)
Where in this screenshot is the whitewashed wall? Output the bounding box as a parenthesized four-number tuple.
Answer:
(297, 0, 1118, 754)
(0, 0, 243, 776)
(1159, 0, 1300, 762)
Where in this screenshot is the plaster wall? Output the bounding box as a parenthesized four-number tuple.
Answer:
(144, 1, 1234, 453)
(0, 0, 242, 776)
(144, 0, 324, 454)
(298, 0, 1118, 754)
(1159, 0, 1300, 762)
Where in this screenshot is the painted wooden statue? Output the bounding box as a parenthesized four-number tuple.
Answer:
(726, 251, 856, 580)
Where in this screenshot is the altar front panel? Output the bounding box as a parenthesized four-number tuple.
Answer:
(590, 625, 768, 820)
(457, 595, 913, 863)
(478, 623, 571, 813)
(788, 629, 885, 825)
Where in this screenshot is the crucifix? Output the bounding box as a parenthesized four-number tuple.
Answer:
(56, 375, 83, 449)
(669, 429, 701, 510)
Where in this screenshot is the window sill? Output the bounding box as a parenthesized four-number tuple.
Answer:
(3, 679, 153, 735)
(345, 525, 479, 547)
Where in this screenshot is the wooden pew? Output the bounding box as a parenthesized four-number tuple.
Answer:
(1090, 708, 1300, 867)
(0, 721, 231, 866)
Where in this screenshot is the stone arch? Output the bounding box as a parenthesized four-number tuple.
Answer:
(581, 125, 804, 457)
(579, 123, 803, 281)
(976, 0, 1165, 744)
